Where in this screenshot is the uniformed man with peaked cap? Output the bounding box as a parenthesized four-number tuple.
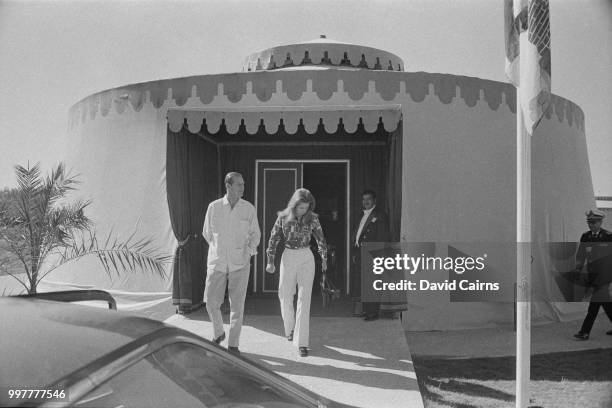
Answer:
(573, 209, 612, 340)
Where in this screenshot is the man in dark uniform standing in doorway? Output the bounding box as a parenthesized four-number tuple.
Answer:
(573, 209, 612, 340)
(351, 190, 389, 321)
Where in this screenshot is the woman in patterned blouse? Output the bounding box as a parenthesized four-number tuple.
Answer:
(266, 188, 327, 357)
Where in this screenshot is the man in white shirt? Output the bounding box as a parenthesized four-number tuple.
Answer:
(351, 190, 389, 320)
(203, 172, 261, 354)
(355, 201, 376, 247)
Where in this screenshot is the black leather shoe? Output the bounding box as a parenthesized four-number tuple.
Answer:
(287, 330, 294, 341)
(364, 314, 379, 321)
(228, 346, 240, 355)
(299, 347, 308, 357)
(606, 330, 612, 335)
(573, 331, 589, 340)
(213, 332, 225, 344)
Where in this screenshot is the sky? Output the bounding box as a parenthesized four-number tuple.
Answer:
(0, 0, 610, 195)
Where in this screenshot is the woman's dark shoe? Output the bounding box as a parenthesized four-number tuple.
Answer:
(213, 332, 226, 344)
(287, 330, 294, 341)
(299, 347, 308, 357)
(573, 331, 589, 340)
(228, 346, 240, 355)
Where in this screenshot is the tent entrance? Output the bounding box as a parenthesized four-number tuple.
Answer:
(166, 107, 402, 308)
(255, 160, 349, 296)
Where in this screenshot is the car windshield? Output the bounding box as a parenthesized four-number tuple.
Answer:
(73, 342, 311, 408)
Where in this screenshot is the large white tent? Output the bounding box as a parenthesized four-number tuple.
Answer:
(29, 37, 592, 329)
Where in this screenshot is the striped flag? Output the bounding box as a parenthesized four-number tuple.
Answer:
(504, 0, 551, 135)
(504, 0, 525, 86)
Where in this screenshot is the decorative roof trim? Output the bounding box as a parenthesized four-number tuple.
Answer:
(68, 71, 584, 132)
(243, 42, 404, 72)
(167, 105, 402, 134)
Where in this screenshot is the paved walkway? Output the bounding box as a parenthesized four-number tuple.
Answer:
(166, 309, 425, 408)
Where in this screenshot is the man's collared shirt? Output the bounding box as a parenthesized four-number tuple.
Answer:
(355, 206, 375, 246)
(203, 195, 261, 272)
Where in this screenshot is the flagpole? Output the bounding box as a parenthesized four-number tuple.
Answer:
(516, 85, 531, 408)
(508, 0, 550, 404)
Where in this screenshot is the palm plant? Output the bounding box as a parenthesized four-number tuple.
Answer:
(0, 162, 171, 294)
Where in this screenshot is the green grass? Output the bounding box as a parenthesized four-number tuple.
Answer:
(413, 348, 612, 408)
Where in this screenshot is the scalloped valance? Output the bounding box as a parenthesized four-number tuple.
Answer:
(167, 105, 402, 134)
(242, 40, 404, 72)
(69, 71, 585, 133)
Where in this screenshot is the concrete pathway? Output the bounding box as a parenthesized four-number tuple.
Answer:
(166, 310, 424, 408)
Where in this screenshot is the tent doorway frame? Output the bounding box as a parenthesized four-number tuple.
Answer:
(254, 159, 351, 294)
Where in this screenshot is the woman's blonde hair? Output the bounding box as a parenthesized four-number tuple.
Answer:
(278, 188, 317, 223)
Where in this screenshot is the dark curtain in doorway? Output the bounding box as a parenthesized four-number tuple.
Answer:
(166, 120, 401, 305)
(381, 120, 407, 312)
(167, 126, 219, 311)
(386, 120, 403, 242)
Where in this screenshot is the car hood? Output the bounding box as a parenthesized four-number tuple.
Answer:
(0, 297, 165, 388)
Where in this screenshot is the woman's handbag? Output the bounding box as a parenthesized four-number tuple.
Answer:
(320, 272, 341, 308)
(320, 244, 340, 307)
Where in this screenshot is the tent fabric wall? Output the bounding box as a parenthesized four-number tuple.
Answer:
(399, 88, 517, 330)
(399, 90, 591, 331)
(530, 110, 595, 322)
(48, 104, 174, 295)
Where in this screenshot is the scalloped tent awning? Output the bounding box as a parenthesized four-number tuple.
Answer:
(167, 105, 402, 134)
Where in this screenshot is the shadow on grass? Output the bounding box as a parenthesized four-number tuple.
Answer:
(413, 348, 612, 408)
